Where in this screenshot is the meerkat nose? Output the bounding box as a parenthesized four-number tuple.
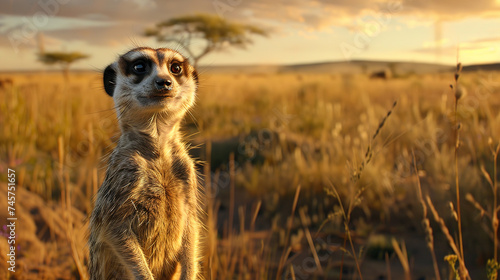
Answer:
(155, 78, 173, 90)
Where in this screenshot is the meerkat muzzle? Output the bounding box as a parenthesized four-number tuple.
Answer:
(155, 78, 173, 91)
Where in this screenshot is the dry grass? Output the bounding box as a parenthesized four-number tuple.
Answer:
(0, 69, 499, 279)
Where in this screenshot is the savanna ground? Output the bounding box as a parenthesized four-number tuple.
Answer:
(0, 68, 499, 280)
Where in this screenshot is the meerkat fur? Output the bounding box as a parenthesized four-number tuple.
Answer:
(88, 47, 202, 280)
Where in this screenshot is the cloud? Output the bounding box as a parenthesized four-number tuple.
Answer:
(0, 0, 216, 49)
(0, 14, 111, 33)
(403, 0, 500, 19)
(0, 0, 499, 51)
(0, 0, 216, 24)
(413, 36, 500, 60)
(226, 0, 500, 30)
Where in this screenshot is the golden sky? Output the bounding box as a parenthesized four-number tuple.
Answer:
(1, 0, 500, 70)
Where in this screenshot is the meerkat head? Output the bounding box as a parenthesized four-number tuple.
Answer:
(103, 47, 198, 124)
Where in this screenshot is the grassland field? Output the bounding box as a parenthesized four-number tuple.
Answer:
(0, 69, 499, 279)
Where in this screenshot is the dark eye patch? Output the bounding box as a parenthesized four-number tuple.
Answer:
(128, 58, 150, 74)
(132, 61, 147, 74)
(124, 57, 152, 84)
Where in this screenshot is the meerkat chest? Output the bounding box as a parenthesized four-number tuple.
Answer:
(142, 150, 192, 190)
(129, 155, 190, 245)
(135, 155, 190, 208)
(108, 139, 194, 233)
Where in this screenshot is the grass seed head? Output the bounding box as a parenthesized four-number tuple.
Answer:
(455, 84, 466, 100)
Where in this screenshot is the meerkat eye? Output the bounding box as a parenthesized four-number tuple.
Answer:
(132, 60, 147, 74)
(170, 62, 182, 75)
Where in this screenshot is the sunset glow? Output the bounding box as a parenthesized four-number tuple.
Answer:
(1, 0, 499, 70)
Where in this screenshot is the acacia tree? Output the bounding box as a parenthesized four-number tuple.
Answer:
(38, 51, 89, 79)
(144, 13, 268, 67)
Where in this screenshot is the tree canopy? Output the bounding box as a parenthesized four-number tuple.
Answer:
(38, 51, 89, 66)
(144, 13, 268, 67)
(38, 51, 89, 79)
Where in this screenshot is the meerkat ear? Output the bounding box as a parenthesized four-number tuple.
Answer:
(103, 64, 117, 97)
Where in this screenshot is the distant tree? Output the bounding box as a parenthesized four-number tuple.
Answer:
(38, 51, 89, 79)
(144, 13, 268, 67)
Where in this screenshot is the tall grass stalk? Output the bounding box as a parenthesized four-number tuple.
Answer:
(492, 142, 499, 264)
(58, 136, 88, 279)
(468, 140, 500, 279)
(391, 239, 410, 280)
(426, 195, 470, 279)
(451, 62, 467, 279)
(328, 101, 396, 280)
(299, 208, 324, 275)
(276, 184, 301, 280)
(385, 253, 392, 280)
(328, 183, 364, 280)
(413, 151, 441, 280)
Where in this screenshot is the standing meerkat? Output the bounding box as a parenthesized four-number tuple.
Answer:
(88, 47, 201, 280)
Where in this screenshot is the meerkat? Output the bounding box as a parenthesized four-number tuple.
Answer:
(88, 47, 201, 280)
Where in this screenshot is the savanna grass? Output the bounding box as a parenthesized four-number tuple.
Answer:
(1, 69, 499, 279)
